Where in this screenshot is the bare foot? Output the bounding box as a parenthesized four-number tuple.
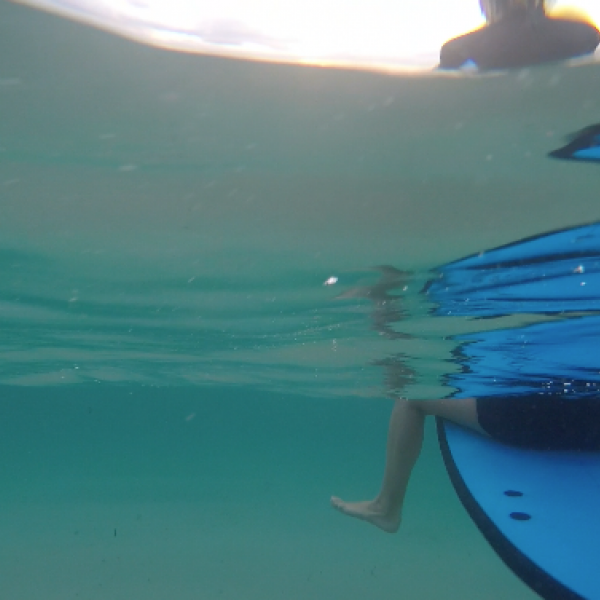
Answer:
(330, 496, 400, 533)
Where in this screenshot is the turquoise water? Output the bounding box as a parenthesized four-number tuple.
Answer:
(2, 0, 600, 597)
(0, 387, 533, 599)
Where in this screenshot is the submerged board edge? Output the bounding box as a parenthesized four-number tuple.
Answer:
(435, 418, 584, 600)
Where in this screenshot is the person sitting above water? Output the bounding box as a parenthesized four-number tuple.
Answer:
(330, 392, 600, 533)
(439, 0, 600, 70)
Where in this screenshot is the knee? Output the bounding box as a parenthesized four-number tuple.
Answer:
(405, 399, 430, 416)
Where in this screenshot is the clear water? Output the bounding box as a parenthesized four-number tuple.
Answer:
(2, 1, 600, 598)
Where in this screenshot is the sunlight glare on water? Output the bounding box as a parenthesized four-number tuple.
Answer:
(11, 0, 600, 69)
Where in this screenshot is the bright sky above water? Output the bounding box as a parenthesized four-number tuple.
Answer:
(12, 0, 600, 69)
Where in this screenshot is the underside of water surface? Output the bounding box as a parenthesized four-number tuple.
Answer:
(2, 0, 600, 399)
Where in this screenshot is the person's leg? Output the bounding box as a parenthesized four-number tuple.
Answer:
(331, 397, 484, 533)
(417, 397, 488, 436)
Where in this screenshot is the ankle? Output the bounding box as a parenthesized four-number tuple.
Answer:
(372, 496, 398, 515)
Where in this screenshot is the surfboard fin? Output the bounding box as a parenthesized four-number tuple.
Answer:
(549, 123, 600, 162)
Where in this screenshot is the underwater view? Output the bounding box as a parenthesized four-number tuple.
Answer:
(1, 0, 600, 598)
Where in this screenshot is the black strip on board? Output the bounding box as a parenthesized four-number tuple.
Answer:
(436, 418, 584, 600)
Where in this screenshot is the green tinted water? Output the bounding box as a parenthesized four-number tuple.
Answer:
(0, 385, 535, 599)
(2, 0, 599, 597)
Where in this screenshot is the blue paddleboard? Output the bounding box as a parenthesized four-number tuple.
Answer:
(428, 222, 600, 599)
(438, 419, 600, 600)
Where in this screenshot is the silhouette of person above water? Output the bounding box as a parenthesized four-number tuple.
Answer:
(439, 0, 600, 70)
